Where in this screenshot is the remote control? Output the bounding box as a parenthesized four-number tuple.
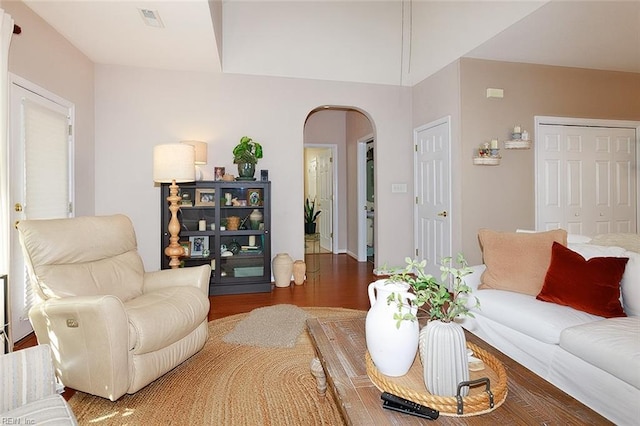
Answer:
(381, 392, 439, 420)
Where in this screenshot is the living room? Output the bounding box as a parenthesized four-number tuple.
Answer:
(1, 1, 639, 424)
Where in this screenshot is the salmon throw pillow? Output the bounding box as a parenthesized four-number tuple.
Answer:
(478, 228, 568, 295)
(537, 242, 628, 318)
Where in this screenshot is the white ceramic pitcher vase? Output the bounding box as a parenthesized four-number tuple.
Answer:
(365, 279, 419, 377)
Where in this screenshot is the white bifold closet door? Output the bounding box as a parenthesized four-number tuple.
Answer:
(536, 123, 637, 236)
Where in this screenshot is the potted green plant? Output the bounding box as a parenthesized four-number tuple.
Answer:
(232, 136, 263, 180)
(304, 197, 321, 234)
(388, 254, 480, 397)
(389, 254, 477, 326)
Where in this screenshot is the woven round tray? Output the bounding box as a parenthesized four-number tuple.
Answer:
(366, 341, 508, 417)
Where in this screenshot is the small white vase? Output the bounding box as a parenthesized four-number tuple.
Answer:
(419, 320, 469, 397)
(365, 279, 419, 377)
(272, 253, 293, 287)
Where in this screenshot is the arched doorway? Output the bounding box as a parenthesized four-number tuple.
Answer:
(303, 106, 375, 262)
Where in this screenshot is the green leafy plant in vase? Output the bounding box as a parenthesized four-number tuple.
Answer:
(304, 197, 321, 234)
(232, 136, 263, 180)
(388, 253, 480, 397)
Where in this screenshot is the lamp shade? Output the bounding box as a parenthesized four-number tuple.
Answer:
(153, 143, 195, 183)
(180, 140, 208, 164)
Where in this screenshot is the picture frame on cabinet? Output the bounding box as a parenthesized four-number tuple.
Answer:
(189, 236, 208, 257)
(195, 188, 216, 206)
(247, 188, 263, 206)
(214, 167, 225, 181)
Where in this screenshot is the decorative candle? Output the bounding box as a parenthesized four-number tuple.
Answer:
(198, 220, 206, 231)
(490, 139, 498, 149)
(248, 235, 256, 247)
(522, 130, 529, 141)
(514, 125, 521, 133)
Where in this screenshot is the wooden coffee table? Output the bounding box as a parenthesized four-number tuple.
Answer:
(307, 315, 612, 425)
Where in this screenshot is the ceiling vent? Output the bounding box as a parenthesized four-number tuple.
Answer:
(138, 8, 164, 28)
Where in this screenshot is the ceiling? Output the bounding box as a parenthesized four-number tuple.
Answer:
(21, 1, 640, 87)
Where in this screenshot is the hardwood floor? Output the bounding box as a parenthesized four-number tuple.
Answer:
(13, 253, 377, 399)
(208, 253, 375, 320)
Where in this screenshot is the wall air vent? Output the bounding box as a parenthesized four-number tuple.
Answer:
(138, 8, 164, 28)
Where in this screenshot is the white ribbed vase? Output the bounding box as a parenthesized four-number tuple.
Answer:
(419, 320, 469, 397)
(365, 279, 419, 377)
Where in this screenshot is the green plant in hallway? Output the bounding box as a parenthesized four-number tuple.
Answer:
(304, 198, 321, 234)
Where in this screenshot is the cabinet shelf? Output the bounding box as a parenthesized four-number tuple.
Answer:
(161, 180, 272, 295)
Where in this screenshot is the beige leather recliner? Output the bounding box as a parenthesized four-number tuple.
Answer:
(17, 214, 211, 401)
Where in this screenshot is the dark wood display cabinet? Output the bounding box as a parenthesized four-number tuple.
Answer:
(161, 181, 272, 295)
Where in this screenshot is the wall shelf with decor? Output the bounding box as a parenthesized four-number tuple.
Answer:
(504, 139, 532, 149)
(161, 180, 271, 295)
(473, 156, 501, 166)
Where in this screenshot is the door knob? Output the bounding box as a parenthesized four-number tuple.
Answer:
(437, 211, 448, 217)
(14, 203, 22, 212)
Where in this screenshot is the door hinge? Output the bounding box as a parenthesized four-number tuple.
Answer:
(415, 248, 419, 256)
(68, 124, 73, 136)
(68, 202, 73, 214)
(330, 157, 333, 163)
(415, 196, 419, 204)
(415, 144, 418, 152)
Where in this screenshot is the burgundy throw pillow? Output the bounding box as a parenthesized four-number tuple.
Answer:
(537, 242, 628, 318)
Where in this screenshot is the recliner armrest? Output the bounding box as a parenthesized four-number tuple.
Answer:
(143, 264, 211, 295)
(29, 295, 130, 401)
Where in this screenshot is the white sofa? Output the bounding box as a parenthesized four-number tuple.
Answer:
(461, 237, 640, 425)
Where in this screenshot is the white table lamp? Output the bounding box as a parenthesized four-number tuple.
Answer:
(153, 143, 195, 268)
(180, 140, 208, 180)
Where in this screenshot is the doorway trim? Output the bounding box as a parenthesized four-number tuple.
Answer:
(534, 116, 640, 232)
(357, 133, 374, 262)
(304, 143, 339, 253)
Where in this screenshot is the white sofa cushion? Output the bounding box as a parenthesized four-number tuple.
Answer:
(471, 288, 602, 344)
(560, 317, 640, 389)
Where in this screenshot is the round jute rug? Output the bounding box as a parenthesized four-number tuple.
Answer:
(68, 307, 365, 425)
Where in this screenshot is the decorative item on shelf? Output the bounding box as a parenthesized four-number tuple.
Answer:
(272, 253, 293, 287)
(293, 260, 306, 285)
(198, 219, 206, 231)
(505, 125, 532, 149)
(228, 240, 241, 255)
(225, 193, 232, 205)
(226, 216, 240, 231)
(195, 188, 215, 206)
(179, 241, 191, 257)
(180, 140, 208, 181)
(473, 141, 501, 165)
(189, 236, 209, 257)
(222, 173, 235, 181)
(260, 169, 269, 181)
(388, 254, 480, 396)
(249, 209, 263, 230)
(233, 136, 263, 180)
(153, 143, 195, 268)
(247, 188, 263, 206)
(304, 197, 321, 234)
(214, 166, 225, 181)
(365, 279, 418, 377)
(179, 191, 192, 207)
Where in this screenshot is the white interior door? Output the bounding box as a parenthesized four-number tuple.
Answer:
(536, 121, 637, 235)
(9, 77, 73, 343)
(414, 118, 451, 277)
(317, 149, 333, 251)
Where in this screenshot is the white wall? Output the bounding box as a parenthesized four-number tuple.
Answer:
(95, 65, 412, 271)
